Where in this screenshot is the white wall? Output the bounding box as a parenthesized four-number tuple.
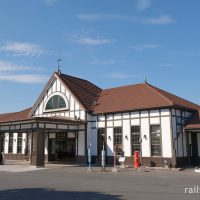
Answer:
(78, 131, 85, 156)
(4, 133, 9, 153)
(161, 117, 172, 157)
(13, 133, 17, 154)
(107, 127, 113, 156)
(123, 120, 131, 157)
(92, 109, 174, 158)
(22, 133, 27, 154)
(141, 118, 150, 157)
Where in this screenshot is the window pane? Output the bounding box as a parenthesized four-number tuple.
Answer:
(131, 126, 141, 155)
(114, 127, 122, 155)
(45, 95, 67, 110)
(150, 125, 161, 156)
(46, 97, 53, 110)
(8, 133, 13, 153)
(59, 96, 66, 108)
(17, 133, 22, 154)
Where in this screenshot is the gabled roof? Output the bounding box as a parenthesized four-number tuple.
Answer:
(93, 82, 199, 114)
(58, 73, 102, 111)
(0, 108, 32, 123)
(1, 73, 200, 124)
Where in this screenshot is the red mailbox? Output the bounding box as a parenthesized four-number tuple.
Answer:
(133, 151, 140, 169)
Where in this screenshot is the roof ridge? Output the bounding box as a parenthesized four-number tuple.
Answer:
(58, 73, 102, 98)
(103, 82, 145, 91)
(57, 72, 102, 90)
(145, 83, 174, 106)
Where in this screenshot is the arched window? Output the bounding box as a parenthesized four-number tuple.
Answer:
(45, 95, 66, 110)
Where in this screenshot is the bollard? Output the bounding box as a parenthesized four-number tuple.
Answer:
(88, 144, 92, 172)
(101, 145, 105, 171)
(112, 145, 117, 172)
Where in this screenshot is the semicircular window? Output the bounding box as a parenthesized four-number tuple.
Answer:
(45, 95, 66, 110)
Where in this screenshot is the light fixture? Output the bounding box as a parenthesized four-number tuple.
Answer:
(143, 135, 147, 139)
(125, 135, 128, 140)
(108, 136, 111, 141)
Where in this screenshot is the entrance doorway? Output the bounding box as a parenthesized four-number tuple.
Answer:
(97, 128, 106, 163)
(191, 133, 198, 165)
(48, 132, 76, 161)
(0, 134, 4, 152)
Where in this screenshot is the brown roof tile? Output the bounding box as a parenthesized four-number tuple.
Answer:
(58, 73, 102, 111)
(93, 82, 199, 114)
(0, 108, 32, 123)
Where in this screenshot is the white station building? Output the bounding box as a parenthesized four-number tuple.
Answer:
(0, 71, 200, 168)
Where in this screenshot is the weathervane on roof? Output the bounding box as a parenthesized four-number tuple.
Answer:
(57, 48, 62, 75)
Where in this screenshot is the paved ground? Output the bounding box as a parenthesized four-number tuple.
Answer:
(0, 161, 200, 200)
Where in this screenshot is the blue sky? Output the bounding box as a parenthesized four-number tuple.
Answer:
(0, 0, 200, 113)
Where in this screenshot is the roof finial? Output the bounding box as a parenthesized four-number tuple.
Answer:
(144, 77, 147, 83)
(57, 48, 62, 75)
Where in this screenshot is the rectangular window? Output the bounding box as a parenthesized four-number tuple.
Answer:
(17, 133, 22, 154)
(131, 126, 141, 155)
(114, 127, 122, 156)
(150, 125, 161, 156)
(8, 133, 13, 153)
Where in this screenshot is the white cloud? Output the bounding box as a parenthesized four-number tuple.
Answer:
(78, 38, 112, 46)
(68, 34, 113, 46)
(44, 0, 58, 6)
(0, 74, 48, 84)
(136, 0, 152, 11)
(131, 44, 160, 51)
(143, 15, 176, 25)
(0, 60, 41, 72)
(107, 72, 139, 79)
(77, 14, 176, 25)
(0, 42, 44, 56)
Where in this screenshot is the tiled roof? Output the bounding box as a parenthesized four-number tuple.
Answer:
(93, 82, 199, 114)
(1, 73, 200, 127)
(185, 109, 200, 130)
(0, 108, 32, 123)
(58, 73, 102, 111)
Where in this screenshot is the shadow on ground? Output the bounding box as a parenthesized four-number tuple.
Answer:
(0, 188, 124, 200)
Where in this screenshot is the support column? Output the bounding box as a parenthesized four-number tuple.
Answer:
(186, 132, 191, 165)
(30, 129, 45, 167)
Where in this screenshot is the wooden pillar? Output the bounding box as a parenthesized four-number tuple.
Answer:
(30, 129, 45, 167)
(171, 140, 177, 168)
(85, 123, 88, 163)
(186, 132, 191, 165)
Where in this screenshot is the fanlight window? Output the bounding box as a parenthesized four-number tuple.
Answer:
(45, 95, 66, 110)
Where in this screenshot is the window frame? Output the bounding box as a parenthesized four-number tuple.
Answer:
(8, 133, 13, 154)
(17, 133, 23, 154)
(131, 126, 141, 155)
(44, 93, 69, 113)
(113, 127, 123, 156)
(150, 125, 162, 157)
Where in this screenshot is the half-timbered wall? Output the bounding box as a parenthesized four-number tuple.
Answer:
(171, 109, 193, 158)
(33, 77, 86, 120)
(88, 108, 173, 158)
